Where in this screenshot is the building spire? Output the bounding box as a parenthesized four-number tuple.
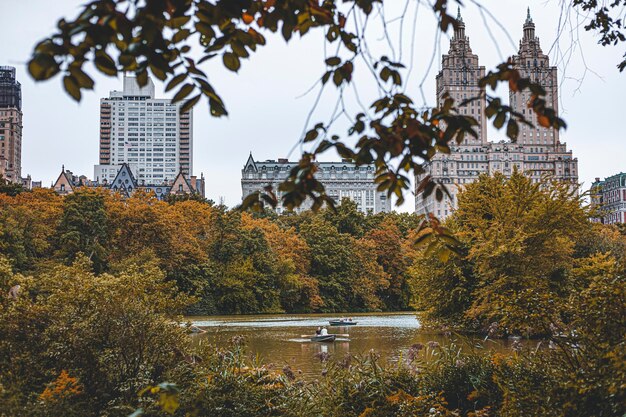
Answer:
(454, 6, 466, 40)
(523, 6, 535, 40)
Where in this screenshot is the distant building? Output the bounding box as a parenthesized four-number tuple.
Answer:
(54, 163, 204, 199)
(0, 66, 22, 183)
(96, 75, 193, 185)
(590, 173, 626, 224)
(53, 166, 98, 196)
(20, 175, 41, 190)
(414, 9, 578, 219)
(241, 154, 392, 214)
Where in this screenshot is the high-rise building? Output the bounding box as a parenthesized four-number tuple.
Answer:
(241, 154, 392, 214)
(511, 9, 560, 147)
(0, 66, 22, 183)
(436, 9, 487, 144)
(95, 75, 193, 185)
(590, 173, 626, 224)
(415, 9, 578, 219)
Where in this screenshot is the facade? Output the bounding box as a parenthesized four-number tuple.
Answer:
(241, 154, 392, 214)
(96, 75, 193, 185)
(0, 66, 22, 183)
(590, 173, 626, 224)
(415, 9, 578, 219)
(55, 163, 205, 199)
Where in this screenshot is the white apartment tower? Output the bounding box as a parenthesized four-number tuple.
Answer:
(415, 9, 578, 219)
(95, 76, 193, 185)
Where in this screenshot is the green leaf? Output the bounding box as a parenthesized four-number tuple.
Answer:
(506, 119, 519, 140)
(136, 70, 148, 87)
(325, 56, 341, 66)
(69, 67, 94, 89)
(180, 94, 201, 113)
(165, 74, 187, 92)
(195, 22, 215, 39)
(304, 129, 319, 143)
(493, 111, 506, 129)
(63, 75, 81, 101)
(332, 70, 343, 86)
(28, 54, 59, 80)
(172, 83, 194, 103)
(94, 51, 117, 76)
(172, 29, 190, 44)
(168, 16, 191, 28)
(223, 52, 241, 72)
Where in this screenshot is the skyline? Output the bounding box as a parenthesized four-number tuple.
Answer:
(1, 0, 625, 211)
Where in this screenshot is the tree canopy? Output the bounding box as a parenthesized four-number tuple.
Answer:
(26, 0, 625, 213)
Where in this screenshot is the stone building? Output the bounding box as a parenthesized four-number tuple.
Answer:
(95, 75, 193, 185)
(590, 173, 626, 224)
(241, 154, 392, 214)
(415, 9, 578, 219)
(0, 66, 22, 183)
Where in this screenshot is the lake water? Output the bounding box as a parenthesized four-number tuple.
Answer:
(188, 313, 520, 379)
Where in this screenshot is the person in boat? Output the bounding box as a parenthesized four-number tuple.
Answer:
(320, 327, 328, 336)
(348, 317, 352, 322)
(315, 327, 322, 335)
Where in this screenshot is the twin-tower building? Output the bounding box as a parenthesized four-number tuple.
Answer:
(415, 9, 578, 218)
(242, 10, 578, 216)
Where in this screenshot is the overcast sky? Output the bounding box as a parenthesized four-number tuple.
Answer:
(1, 0, 624, 211)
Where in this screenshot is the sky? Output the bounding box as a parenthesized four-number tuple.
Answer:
(1, 0, 624, 211)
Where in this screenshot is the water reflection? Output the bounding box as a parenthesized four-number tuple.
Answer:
(189, 312, 520, 380)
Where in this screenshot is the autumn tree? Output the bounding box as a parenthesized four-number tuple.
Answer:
(241, 213, 323, 312)
(56, 189, 110, 273)
(0, 256, 193, 415)
(410, 172, 593, 336)
(0, 189, 63, 272)
(365, 218, 414, 310)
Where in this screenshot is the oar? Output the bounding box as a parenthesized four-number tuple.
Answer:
(300, 334, 350, 338)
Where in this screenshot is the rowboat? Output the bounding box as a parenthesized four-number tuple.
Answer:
(329, 320, 357, 326)
(310, 334, 336, 342)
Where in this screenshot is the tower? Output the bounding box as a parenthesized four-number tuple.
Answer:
(435, 8, 487, 144)
(415, 9, 578, 218)
(0, 66, 22, 183)
(95, 75, 194, 185)
(510, 8, 560, 146)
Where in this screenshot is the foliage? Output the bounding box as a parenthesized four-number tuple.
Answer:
(0, 175, 26, 197)
(0, 255, 194, 416)
(56, 189, 109, 273)
(408, 172, 616, 337)
(28, 0, 618, 213)
(0, 191, 420, 314)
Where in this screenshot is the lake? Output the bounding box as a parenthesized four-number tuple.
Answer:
(188, 312, 521, 379)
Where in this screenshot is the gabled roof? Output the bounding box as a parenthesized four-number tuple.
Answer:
(244, 152, 257, 173)
(169, 170, 195, 195)
(109, 163, 138, 197)
(53, 166, 75, 193)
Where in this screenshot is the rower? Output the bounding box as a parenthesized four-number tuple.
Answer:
(320, 327, 328, 336)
